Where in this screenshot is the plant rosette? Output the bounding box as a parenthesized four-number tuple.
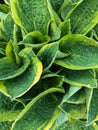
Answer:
(0, 0, 98, 130)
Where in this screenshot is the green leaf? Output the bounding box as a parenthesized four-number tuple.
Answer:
(62, 85, 82, 103)
(55, 34, 98, 70)
(42, 73, 64, 89)
(59, 19, 71, 37)
(60, 0, 83, 20)
(2, 48, 42, 99)
(56, 111, 69, 127)
(10, 0, 51, 34)
(66, 89, 85, 104)
(37, 42, 58, 70)
(49, 0, 64, 12)
(0, 55, 30, 80)
(0, 12, 14, 41)
(48, 20, 61, 41)
(20, 31, 47, 45)
(59, 69, 97, 88)
(68, 0, 98, 34)
(6, 41, 17, 62)
(85, 88, 98, 125)
(19, 31, 50, 50)
(0, 41, 6, 58)
(61, 85, 85, 105)
(0, 92, 24, 122)
(56, 120, 95, 130)
(59, 102, 86, 119)
(11, 88, 64, 130)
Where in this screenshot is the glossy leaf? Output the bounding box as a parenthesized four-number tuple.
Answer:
(55, 34, 98, 70)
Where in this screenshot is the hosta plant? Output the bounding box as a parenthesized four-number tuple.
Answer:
(0, 0, 98, 129)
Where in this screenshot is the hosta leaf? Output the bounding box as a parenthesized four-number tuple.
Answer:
(12, 24, 22, 65)
(42, 73, 64, 89)
(20, 31, 47, 45)
(66, 89, 85, 104)
(61, 86, 85, 104)
(0, 55, 30, 80)
(11, 88, 64, 130)
(2, 48, 42, 99)
(59, 102, 86, 119)
(37, 42, 58, 70)
(55, 34, 98, 70)
(85, 88, 98, 125)
(0, 42, 6, 58)
(0, 92, 24, 122)
(59, 19, 71, 37)
(6, 41, 16, 62)
(59, 87, 86, 120)
(0, 12, 14, 41)
(52, 10, 62, 26)
(56, 50, 70, 60)
(56, 120, 95, 130)
(59, 69, 97, 88)
(56, 111, 69, 127)
(67, 0, 98, 34)
(10, 0, 51, 34)
(48, 20, 61, 41)
(60, 0, 83, 20)
(62, 85, 82, 103)
(19, 31, 50, 50)
(49, 0, 64, 12)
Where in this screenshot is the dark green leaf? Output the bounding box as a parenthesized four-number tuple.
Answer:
(11, 88, 64, 130)
(55, 34, 98, 70)
(11, 0, 51, 35)
(59, 69, 97, 88)
(38, 42, 58, 70)
(68, 0, 98, 34)
(3, 48, 42, 99)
